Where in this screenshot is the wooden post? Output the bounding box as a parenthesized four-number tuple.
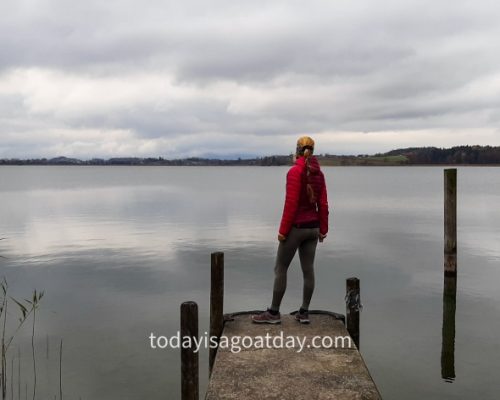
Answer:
(181, 301, 199, 400)
(346, 277, 360, 349)
(444, 168, 457, 276)
(209, 252, 224, 376)
(441, 276, 457, 382)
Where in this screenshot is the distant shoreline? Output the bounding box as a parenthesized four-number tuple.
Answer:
(2, 164, 500, 167)
(2, 145, 500, 167)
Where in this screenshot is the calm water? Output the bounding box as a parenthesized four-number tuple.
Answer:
(0, 166, 499, 400)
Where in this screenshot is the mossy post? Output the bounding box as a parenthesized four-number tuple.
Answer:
(346, 277, 360, 349)
(209, 252, 224, 376)
(181, 301, 199, 400)
(444, 169, 457, 276)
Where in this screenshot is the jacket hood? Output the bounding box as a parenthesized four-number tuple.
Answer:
(296, 155, 321, 175)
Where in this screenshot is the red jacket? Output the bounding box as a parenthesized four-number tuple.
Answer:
(279, 156, 329, 236)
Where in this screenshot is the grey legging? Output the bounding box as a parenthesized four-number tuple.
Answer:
(270, 226, 319, 311)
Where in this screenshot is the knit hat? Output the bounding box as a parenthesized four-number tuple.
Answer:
(296, 136, 315, 155)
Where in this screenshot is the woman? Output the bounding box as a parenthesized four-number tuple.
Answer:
(252, 136, 329, 324)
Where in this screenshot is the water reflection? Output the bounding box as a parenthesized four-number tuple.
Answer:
(441, 276, 457, 383)
(2, 166, 500, 399)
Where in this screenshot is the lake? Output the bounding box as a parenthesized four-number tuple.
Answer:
(0, 166, 499, 399)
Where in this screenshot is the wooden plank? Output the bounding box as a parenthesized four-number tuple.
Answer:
(205, 314, 381, 400)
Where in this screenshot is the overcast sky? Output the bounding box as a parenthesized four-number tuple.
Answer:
(1, 0, 499, 159)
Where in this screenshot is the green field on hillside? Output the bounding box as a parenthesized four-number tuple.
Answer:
(318, 154, 409, 166)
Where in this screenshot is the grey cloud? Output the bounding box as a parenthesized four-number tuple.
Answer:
(3, 0, 488, 81)
(1, 0, 500, 158)
(65, 103, 304, 139)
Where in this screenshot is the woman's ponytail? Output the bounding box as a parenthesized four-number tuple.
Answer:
(303, 147, 312, 176)
(295, 136, 316, 204)
(303, 148, 316, 203)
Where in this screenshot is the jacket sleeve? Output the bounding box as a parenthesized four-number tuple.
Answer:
(278, 166, 301, 236)
(318, 173, 329, 235)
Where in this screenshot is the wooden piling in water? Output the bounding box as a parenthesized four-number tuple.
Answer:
(441, 276, 457, 382)
(346, 277, 361, 349)
(181, 301, 199, 400)
(209, 252, 224, 376)
(444, 168, 457, 277)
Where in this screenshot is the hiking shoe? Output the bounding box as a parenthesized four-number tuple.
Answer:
(251, 309, 281, 324)
(295, 310, 310, 324)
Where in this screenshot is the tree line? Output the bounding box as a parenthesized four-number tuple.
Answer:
(381, 145, 500, 164)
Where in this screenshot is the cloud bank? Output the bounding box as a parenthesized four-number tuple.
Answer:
(1, 0, 500, 158)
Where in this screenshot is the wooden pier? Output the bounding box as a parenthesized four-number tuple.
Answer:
(205, 313, 381, 400)
(180, 252, 381, 400)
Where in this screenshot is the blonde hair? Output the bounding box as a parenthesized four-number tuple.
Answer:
(296, 136, 316, 203)
(296, 136, 315, 157)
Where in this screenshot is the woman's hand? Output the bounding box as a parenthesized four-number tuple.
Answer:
(318, 233, 327, 243)
(278, 234, 287, 242)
